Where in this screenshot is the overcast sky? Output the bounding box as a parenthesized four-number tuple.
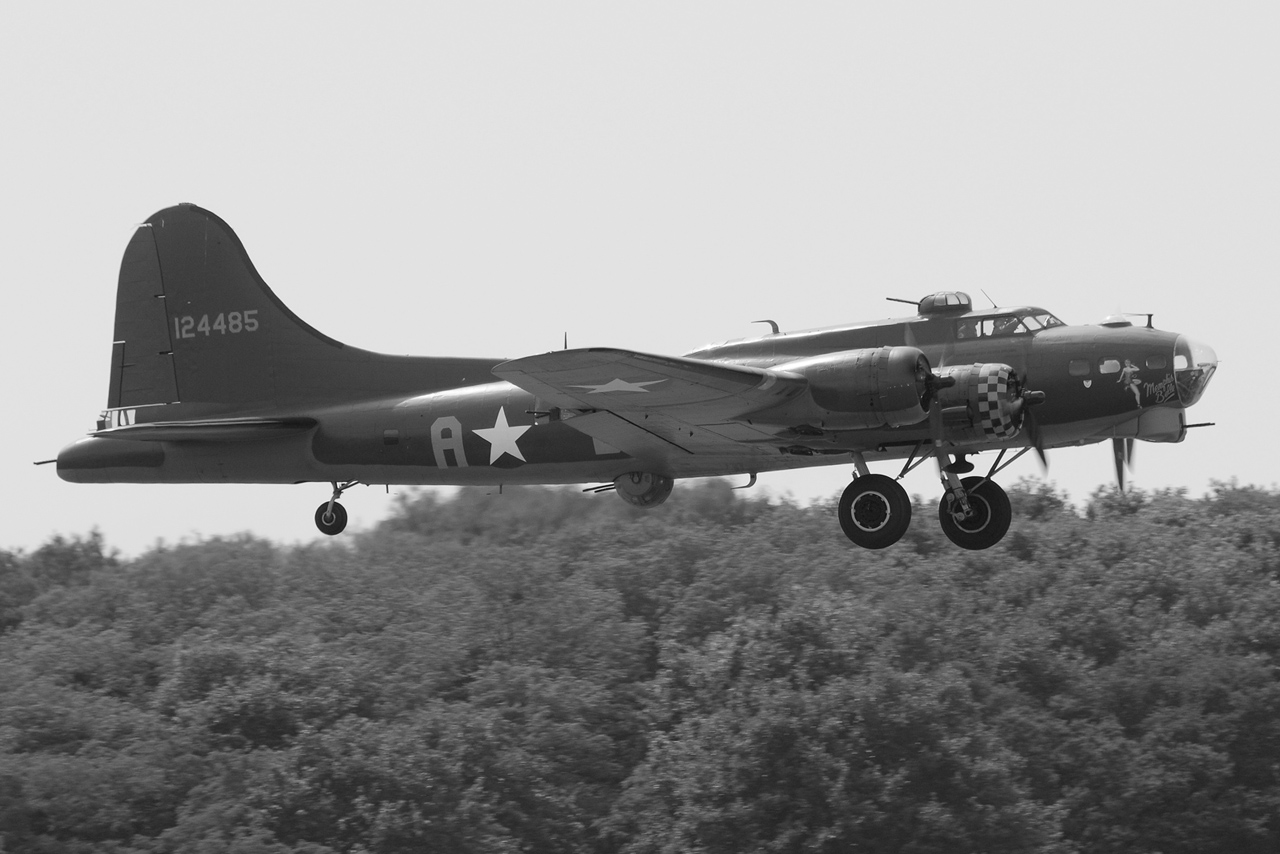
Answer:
(3, 3, 1275, 556)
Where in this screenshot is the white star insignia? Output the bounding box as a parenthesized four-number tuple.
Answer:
(473, 407, 530, 464)
(570, 378, 667, 394)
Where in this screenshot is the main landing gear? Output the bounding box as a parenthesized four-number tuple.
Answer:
(838, 448, 1022, 550)
(838, 474, 912, 549)
(938, 476, 1011, 550)
(314, 480, 360, 536)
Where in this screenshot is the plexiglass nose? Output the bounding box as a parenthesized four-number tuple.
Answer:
(1174, 336, 1217, 406)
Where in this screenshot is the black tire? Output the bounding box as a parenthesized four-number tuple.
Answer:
(838, 474, 912, 549)
(937, 477, 1011, 550)
(314, 501, 348, 536)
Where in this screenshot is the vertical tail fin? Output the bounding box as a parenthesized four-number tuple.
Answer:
(107, 204, 498, 418)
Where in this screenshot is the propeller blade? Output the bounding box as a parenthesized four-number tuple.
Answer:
(1019, 386, 1049, 472)
(1112, 437, 1127, 491)
(927, 396, 944, 444)
(1023, 407, 1049, 472)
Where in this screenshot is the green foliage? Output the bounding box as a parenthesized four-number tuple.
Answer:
(2, 480, 1280, 852)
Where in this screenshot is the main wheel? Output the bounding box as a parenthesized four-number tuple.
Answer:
(314, 501, 348, 536)
(838, 474, 912, 549)
(937, 477, 1011, 550)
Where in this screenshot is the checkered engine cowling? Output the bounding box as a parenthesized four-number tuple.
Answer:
(934, 363, 1025, 444)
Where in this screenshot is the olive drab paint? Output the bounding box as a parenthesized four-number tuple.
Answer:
(57, 204, 1218, 550)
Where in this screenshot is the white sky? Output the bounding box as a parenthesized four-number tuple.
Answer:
(3, 4, 1275, 556)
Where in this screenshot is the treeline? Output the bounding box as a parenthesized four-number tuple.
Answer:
(2, 480, 1280, 853)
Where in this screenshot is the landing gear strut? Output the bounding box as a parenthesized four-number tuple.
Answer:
(838, 474, 912, 549)
(314, 480, 359, 536)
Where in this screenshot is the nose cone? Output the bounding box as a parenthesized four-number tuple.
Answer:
(1174, 336, 1217, 407)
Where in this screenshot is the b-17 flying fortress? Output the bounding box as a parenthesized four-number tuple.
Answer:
(55, 205, 1218, 550)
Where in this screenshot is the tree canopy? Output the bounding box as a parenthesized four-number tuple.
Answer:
(2, 479, 1279, 853)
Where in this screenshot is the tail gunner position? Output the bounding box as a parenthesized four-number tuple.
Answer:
(54, 205, 1218, 550)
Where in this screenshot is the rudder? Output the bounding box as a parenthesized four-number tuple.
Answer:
(109, 222, 180, 408)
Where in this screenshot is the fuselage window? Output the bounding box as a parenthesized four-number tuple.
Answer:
(1069, 359, 1091, 377)
(1098, 358, 1121, 375)
(1146, 354, 1168, 370)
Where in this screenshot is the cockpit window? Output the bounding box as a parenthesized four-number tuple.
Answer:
(1023, 312, 1065, 330)
(956, 311, 1064, 340)
(979, 316, 1026, 337)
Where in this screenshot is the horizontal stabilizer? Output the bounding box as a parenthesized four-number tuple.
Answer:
(92, 417, 317, 442)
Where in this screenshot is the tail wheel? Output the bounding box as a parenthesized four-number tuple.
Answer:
(839, 474, 912, 549)
(938, 477, 1011, 550)
(314, 501, 348, 536)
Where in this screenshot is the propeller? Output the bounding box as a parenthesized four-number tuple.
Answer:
(1020, 393, 1049, 471)
(1112, 437, 1135, 491)
(1012, 370, 1048, 471)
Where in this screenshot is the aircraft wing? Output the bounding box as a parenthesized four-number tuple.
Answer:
(493, 348, 806, 457)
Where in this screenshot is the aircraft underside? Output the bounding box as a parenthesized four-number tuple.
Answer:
(57, 406, 1169, 551)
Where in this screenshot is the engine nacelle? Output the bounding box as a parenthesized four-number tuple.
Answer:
(614, 472, 674, 508)
(934, 363, 1025, 444)
(782, 346, 932, 429)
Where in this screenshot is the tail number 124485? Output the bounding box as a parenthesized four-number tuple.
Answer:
(173, 310, 260, 339)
